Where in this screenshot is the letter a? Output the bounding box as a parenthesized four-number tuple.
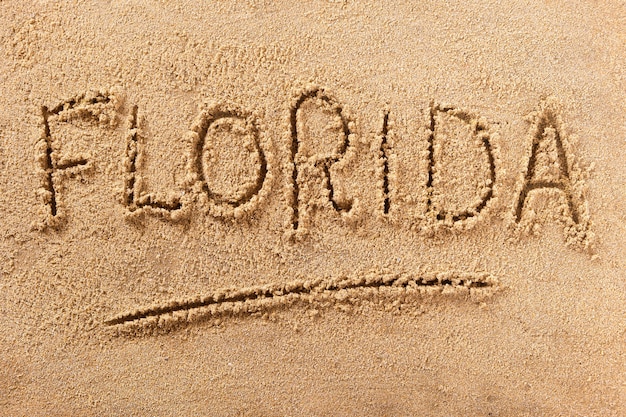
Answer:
(514, 98, 581, 225)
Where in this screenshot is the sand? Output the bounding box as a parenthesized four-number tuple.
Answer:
(0, 0, 625, 415)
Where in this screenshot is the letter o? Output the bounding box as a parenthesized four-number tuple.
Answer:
(189, 104, 267, 217)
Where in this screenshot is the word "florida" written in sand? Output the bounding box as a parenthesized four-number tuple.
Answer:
(34, 87, 591, 247)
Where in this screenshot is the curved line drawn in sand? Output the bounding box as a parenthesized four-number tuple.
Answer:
(35, 91, 118, 229)
(289, 87, 354, 232)
(426, 104, 496, 223)
(104, 271, 499, 327)
(513, 98, 591, 248)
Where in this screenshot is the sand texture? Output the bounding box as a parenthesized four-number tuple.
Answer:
(1, 0, 625, 415)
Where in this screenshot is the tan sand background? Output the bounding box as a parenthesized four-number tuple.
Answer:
(0, 0, 625, 415)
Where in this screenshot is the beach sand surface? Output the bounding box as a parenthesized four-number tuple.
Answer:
(0, 1, 625, 415)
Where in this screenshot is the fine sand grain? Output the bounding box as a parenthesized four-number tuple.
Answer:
(1, 1, 625, 415)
